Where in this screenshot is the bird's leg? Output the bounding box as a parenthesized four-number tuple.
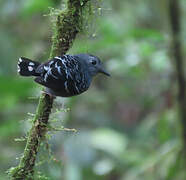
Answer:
(35, 77, 56, 98)
(41, 89, 56, 99)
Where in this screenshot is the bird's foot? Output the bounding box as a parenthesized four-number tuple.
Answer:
(41, 90, 56, 99)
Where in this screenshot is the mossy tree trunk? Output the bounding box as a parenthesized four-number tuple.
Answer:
(8, 0, 90, 179)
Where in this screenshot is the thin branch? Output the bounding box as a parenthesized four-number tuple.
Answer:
(169, 0, 186, 151)
(8, 0, 90, 179)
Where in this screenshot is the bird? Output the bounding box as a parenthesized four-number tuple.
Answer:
(17, 54, 110, 97)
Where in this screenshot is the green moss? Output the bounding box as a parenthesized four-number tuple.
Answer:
(8, 0, 91, 179)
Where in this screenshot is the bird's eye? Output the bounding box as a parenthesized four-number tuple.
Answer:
(91, 60, 97, 65)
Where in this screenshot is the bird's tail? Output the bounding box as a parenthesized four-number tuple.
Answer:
(17, 57, 41, 76)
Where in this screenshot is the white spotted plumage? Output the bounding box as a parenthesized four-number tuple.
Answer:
(18, 58, 22, 63)
(54, 56, 73, 79)
(17, 54, 110, 97)
(64, 81, 69, 93)
(28, 66, 33, 71)
(44, 66, 49, 71)
(29, 62, 35, 66)
(17, 65, 20, 72)
(55, 61, 63, 75)
(40, 55, 86, 96)
(44, 67, 58, 82)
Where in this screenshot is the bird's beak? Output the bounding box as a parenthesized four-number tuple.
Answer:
(99, 66, 110, 76)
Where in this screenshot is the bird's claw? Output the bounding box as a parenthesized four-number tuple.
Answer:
(41, 90, 56, 99)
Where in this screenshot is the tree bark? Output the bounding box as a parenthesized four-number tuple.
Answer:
(8, 0, 90, 179)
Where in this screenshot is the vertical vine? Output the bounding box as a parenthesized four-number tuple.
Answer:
(8, 0, 90, 179)
(169, 0, 186, 153)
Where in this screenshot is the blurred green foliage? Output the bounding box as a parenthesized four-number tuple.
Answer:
(0, 0, 186, 179)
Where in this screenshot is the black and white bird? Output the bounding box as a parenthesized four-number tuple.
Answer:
(17, 54, 110, 97)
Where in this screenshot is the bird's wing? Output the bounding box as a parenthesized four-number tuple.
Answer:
(34, 56, 82, 92)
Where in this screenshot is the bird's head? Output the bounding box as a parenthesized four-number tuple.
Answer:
(75, 54, 110, 77)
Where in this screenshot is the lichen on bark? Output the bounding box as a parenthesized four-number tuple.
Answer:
(8, 0, 90, 179)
